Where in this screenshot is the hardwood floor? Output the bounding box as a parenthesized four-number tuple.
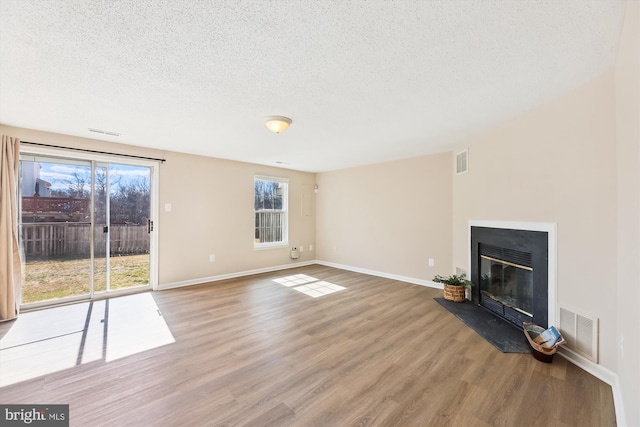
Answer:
(0, 265, 615, 426)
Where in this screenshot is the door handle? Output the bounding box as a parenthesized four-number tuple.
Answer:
(147, 219, 154, 233)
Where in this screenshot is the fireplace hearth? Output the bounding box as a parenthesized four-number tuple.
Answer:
(470, 226, 549, 329)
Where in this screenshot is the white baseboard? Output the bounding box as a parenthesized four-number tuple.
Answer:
(558, 348, 626, 426)
(314, 260, 443, 289)
(160, 260, 443, 291)
(158, 260, 316, 290)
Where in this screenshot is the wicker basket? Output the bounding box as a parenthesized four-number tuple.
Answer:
(523, 322, 558, 363)
(443, 284, 466, 303)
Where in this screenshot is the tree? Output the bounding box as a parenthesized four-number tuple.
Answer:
(110, 178, 150, 225)
(66, 171, 90, 199)
(254, 179, 282, 210)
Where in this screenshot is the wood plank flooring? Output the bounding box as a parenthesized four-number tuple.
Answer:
(0, 265, 616, 426)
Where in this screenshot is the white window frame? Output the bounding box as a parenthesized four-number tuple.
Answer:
(254, 175, 289, 249)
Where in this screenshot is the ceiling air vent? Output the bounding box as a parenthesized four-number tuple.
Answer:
(456, 149, 468, 174)
(89, 128, 121, 137)
(559, 306, 598, 363)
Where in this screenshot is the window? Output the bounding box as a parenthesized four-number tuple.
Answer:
(254, 176, 288, 247)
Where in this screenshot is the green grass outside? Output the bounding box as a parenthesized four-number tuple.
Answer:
(22, 254, 150, 304)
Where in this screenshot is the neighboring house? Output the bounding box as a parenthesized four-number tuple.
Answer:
(20, 162, 86, 223)
(35, 179, 52, 197)
(20, 162, 51, 197)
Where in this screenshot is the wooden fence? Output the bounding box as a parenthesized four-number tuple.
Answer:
(21, 223, 149, 259)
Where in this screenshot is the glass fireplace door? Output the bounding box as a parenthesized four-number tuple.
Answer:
(480, 255, 533, 317)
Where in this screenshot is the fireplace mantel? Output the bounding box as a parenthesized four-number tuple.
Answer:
(468, 220, 557, 327)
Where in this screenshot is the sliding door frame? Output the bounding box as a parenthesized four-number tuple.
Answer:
(18, 145, 160, 309)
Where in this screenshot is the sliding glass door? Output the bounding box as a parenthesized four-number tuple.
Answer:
(20, 157, 93, 303)
(94, 163, 152, 294)
(19, 153, 156, 307)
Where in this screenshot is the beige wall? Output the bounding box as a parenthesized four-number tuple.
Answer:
(452, 71, 619, 368)
(314, 4, 638, 423)
(0, 125, 317, 286)
(449, 5, 640, 419)
(316, 152, 452, 281)
(158, 151, 316, 284)
(614, 2, 640, 426)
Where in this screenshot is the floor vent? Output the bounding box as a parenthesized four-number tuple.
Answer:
(559, 306, 598, 363)
(456, 149, 468, 174)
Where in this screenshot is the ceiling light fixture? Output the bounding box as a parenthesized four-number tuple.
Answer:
(265, 116, 292, 133)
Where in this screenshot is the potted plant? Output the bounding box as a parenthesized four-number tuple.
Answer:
(433, 273, 473, 303)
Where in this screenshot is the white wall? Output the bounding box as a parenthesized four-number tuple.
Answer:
(614, 2, 640, 425)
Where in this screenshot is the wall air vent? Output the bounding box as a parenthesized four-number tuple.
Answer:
(559, 306, 598, 363)
(456, 149, 468, 174)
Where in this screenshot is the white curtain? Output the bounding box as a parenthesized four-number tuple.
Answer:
(0, 135, 21, 321)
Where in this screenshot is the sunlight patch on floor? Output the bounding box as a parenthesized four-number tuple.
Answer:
(0, 292, 175, 387)
(272, 274, 318, 287)
(273, 275, 346, 298)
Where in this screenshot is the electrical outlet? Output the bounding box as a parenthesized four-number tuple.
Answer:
(209, 254, 215, 262)
(309, 245, 313, 251)
(299, 246, 304, 253)
(428, 258, 435, 267)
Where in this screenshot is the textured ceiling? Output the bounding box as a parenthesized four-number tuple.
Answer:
(0, 1, 628, 172)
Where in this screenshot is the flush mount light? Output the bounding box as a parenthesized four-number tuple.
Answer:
(265, 116, 292, 133)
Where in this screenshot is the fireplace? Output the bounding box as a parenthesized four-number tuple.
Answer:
(470, 226, 550, 329)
